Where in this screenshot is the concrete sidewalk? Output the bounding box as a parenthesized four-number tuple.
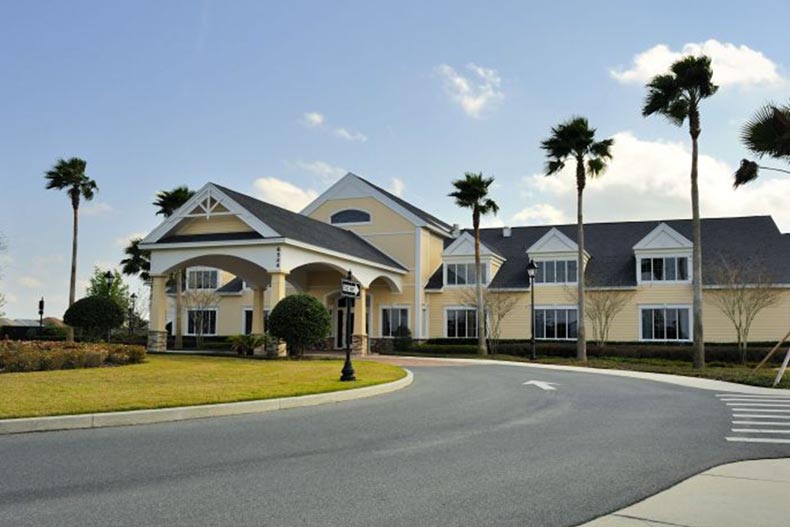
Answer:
(579, 458, 790, 527)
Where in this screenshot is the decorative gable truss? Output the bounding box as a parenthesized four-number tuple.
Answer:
(440, 232, 506, 286)
(632, 223, 693, 284)
(142, 183, 280, 245)
(526, 228, 589, 262)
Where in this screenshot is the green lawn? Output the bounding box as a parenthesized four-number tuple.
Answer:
(0, 355, 406, 419)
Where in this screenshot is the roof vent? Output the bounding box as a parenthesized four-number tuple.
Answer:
(452, 224, 460, 238)
(503, 226, 511, 238)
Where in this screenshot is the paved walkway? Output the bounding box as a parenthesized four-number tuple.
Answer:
(579, 458, 790, 527)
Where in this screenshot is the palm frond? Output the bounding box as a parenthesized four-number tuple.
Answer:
(741, 102, 790, 160)
(587, 157, 608, 177)
(733, 159, 760, 188)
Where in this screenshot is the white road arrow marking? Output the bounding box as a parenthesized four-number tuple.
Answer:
(523, 380, 558, 391)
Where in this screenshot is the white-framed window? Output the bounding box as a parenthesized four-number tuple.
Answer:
(640, 306, 691, 341)
(187, 269, 218, 290)
(186, 309, 217, 336)
(445, 308, 478, 338)
(639, 256, 689, 283)
(445, 262, 487, 286)
(535, 307, 578, 340)
(330, 209, 371, 225)
(381, 307, 409, 337)
(535, 260, 578, 284)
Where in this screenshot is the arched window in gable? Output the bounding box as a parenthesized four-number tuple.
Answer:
(330, 209, 371, 225)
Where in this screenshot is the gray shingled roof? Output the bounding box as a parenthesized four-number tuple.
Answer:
(217, 277, 244, 293)
(350, 173, 453, 232)
(207, 184, 406, 271)
(426, 216, 790, 290)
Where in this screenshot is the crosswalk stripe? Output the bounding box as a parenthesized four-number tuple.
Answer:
(726, 403, 790, 407)
(726, 437, 790, 444)
(733, 414, 790, 419)
(728, 408, 790, 413)
(721, 398, 790, 403)
(733, 420, 790, 426)
(731, 428, 790, 434)
(717, 393, 790, 398)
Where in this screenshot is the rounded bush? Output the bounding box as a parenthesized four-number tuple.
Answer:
(63, 296, 125, 340)
(268, 294, 331, 357)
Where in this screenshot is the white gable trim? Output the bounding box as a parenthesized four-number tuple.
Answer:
(442, 232, 498, 258)
(527, 228, 578, 254)
(142, 183, 280, 244)
(301, 173, 452, 237)
(633, 223, 693, 252)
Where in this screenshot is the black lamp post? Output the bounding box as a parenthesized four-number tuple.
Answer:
(527, 259, 538, 360)
(340, 270, 357, 382)
(103, 270, 114, 295)
(38, 297, 45, 330)
(129, 293, 137, 336)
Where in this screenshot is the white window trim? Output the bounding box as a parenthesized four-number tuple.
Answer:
(638, 304, 693, 342)
(443, 305, 478, 339)
(533, 305, 578, 341)
(241, 307, 270, 334)
(328, 208, 373, 226)
(185, 307, 219, 336)
(443, 262, 490, 288)
(380, 305, 411, 338)
(533, 259, 579, 286)
(186, 267, 219, 291)
(636, 255, 692, 285)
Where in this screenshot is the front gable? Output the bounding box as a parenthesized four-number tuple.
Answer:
(142, 183, 280, 244)
(442, 232, 501, 259)
(526, 228, 590, 261)
(633, 223, 693, 253)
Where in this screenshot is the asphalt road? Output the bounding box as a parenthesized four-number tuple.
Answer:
(2, 363, 789, 527)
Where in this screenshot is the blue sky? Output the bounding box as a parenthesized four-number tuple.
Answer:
(1, 0, 789, 319)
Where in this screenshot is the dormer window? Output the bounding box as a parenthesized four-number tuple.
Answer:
(640, 256, 689, 282)
(187, 269, 218, 290)
(330, 209, 371, 225)
(536, 260, 578, 284)
(446, 263, 487, 286)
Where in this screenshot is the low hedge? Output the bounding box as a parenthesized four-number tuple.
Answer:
(0, 341, 146, 373)
(0, 325, 69, 341)
(401, 341, 783, 364)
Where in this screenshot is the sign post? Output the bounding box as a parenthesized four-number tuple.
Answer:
(340, 271, 360, 382)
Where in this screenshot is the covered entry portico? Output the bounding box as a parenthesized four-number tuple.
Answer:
(139, 183, 405, 355)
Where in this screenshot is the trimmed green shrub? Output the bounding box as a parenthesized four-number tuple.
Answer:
(0, 341, 145, 373)
(393, 326, 413, 352)
(268, 294, 331, 358)
(63, 296, 125, 341)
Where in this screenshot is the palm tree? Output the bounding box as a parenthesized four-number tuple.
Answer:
(642, 55, 718, 370)
(734, 102, 790, 187)
(154, 186, 195, 349)
(120, 238, 151, 282)
(449, 173, 499, 356)
(541, 117, 613, 362)
(45, 157, 98, 342)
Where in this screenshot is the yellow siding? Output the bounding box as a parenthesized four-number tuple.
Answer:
(175, 215, 253, 235)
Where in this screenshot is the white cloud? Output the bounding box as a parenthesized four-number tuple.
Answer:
(115, 232, 147, 248)
(512, 204, 569, 225)
(81, 202, 113, 216)
(334, 127, 368, 142)
(18, 276, 43, 289)
(253, 177, 319, 212)
(611, 40, 783, 86)
(293, 160, 347, 183)
(388, 177, 405, 197)
(523, 131, 790, 230)
(301, 112, 325, 128)
(435, 63, 504, 117)
(480, 216, 505, 228)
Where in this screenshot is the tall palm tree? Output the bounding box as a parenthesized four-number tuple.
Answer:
(120, 237, 151, 282)
(734, 102, 790, 187)
(154, 186, 195, 349)
(45, 157, 98, 342)
(449, 173, 499, 356)
(541, 117, 613, 362)
(643, 55, 718, 370)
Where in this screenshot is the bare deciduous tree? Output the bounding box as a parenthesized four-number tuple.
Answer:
(184, 289, 219, 349)
(709, 257, 781, 363)
(565, 283, 634, 348)
(458, 287, 520, 354)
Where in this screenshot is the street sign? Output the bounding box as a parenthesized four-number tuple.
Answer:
(341, 278, 361, 298)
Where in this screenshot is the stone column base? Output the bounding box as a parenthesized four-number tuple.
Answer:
(147, 330, 167, 353)
(352, 335, 368, 357)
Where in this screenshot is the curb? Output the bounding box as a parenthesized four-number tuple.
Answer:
(382, 355, 790, 395)
(0, 369, 413, 435)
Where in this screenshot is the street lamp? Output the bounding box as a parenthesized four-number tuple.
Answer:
(129, 293, 137, 336)
(527, 259, 538, 360)
(38, 297, 45, 330)
(103, 270, 114, 294)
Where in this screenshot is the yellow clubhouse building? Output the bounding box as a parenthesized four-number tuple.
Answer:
(139, 173, 790, 354)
